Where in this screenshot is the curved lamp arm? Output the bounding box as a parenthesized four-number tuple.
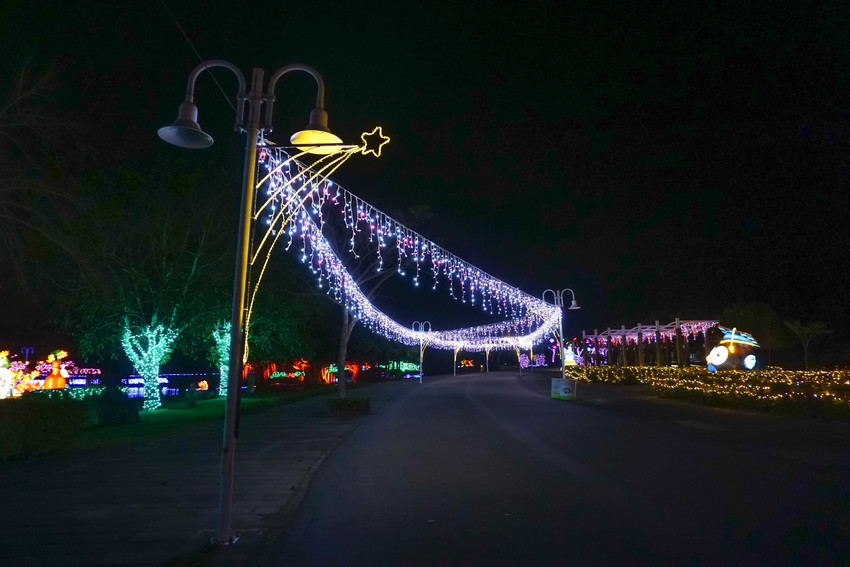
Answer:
(159, 59, 249, 148)
(263, 63, 329, 133)
(183, 59, 247, 132)
(562, 288, 580, 310)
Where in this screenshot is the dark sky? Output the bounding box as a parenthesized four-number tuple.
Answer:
(5, 1, 850, 346)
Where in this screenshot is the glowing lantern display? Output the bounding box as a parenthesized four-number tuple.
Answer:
(706, 326, 760, 371)
(42, 350, 69, 390)
(0, 351, 12, 399)
(563, 345, 577, 366)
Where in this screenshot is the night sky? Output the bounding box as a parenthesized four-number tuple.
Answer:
(5, 2, 850, 357)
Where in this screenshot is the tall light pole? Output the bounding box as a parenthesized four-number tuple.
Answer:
(542, 288, 580, 379)
(412, 321, 431, 383)
(158, 59, 343, 545)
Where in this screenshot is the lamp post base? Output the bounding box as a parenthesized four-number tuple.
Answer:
(211, 533, 241, 546)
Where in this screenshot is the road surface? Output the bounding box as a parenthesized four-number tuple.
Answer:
(268, 371, 850, 566)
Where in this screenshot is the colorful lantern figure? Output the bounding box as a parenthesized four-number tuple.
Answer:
(563, 344, 577, 366)
(42, 350, 70, 390)
(0, 351, 12, 399)
(706, 327, 760, 371)
(8, 359, 40, 396)
(14, 369, 41, 395)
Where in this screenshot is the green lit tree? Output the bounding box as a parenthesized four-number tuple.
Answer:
(123, 323, 179, 410)
(56, 157, 233, 410)
(783, 320, 831, 370)
(211, 321, 231, 398)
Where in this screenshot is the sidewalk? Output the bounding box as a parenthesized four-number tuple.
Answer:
(0, 378, 420, 566)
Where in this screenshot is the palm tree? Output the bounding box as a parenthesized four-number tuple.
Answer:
(783, 320, 830, 370)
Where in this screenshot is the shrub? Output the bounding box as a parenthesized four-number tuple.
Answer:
(0, 395, 89, 459)
(97, 383, 140, 426)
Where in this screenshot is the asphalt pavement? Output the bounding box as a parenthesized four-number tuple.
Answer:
(268, 370, 850, 566)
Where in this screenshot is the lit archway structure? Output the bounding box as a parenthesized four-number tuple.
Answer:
(247, 146, 562, 353)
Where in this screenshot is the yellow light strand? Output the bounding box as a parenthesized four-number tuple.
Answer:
(243, 132, 385, 351)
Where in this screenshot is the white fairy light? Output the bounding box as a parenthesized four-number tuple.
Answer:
(250, 146, 561, 352)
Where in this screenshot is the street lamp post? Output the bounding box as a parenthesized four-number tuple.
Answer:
(412, 321, 431, 383)
(158, 59, 343, 545)
(542, 288, 580, 379)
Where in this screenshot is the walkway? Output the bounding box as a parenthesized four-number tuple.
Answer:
(0, 378, 418, 566)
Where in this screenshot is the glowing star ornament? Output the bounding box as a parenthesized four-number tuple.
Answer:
(360, 126, 390, 157)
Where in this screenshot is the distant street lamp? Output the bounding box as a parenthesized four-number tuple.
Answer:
(542, 288, 580, 379)
(159, 59, 343, 546)
(411, 321, 431, 383)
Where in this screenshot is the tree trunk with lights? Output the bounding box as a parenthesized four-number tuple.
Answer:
(122, 323, 179, 411)
(212, 322, 231, 397)
(337, 305, 357, 399)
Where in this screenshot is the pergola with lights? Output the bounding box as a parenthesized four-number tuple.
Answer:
(581, 319, 719, 367)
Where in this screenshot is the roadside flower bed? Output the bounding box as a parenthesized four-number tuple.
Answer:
(564, 366, 850, 419)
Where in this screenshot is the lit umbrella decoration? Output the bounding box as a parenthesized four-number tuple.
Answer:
(246, 130, 561, 353)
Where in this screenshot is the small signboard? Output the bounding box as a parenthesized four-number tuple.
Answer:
(551, 378, 576, 401)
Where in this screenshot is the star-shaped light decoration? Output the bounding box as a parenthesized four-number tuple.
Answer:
(360, 126, 390, 157)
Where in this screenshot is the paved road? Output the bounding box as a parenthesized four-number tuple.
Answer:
(269, 371, 850, 566)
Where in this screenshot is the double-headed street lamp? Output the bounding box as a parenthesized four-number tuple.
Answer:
(542, 288, 580, 379)
(159, 59, 343, 545)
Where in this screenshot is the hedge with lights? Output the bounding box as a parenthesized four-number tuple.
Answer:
(24, 387, 106, 402)
(652, 367, 850, 418)
(563, 366, 673, 385)
(565, 366, 850, 418)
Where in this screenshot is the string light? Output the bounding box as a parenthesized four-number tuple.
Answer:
(122, 325, 179, 411)
(250, 145, 561, 352)
(211, 322, 231, 397)
(564, 366, 850, 414)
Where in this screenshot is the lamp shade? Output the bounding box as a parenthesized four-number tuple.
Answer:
(290, 129, 344, 155)
(290, 106, 343, 155)
(568, 299, 580, 310)
(157, 102, 214, 149)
